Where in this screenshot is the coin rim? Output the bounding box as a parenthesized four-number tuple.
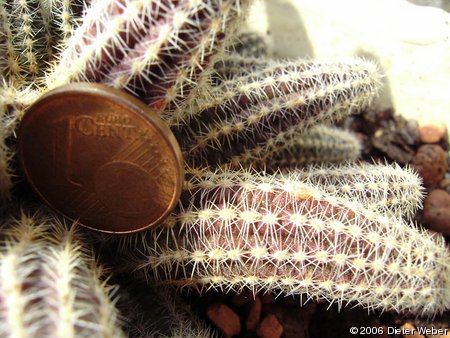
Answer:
(18, 82, 184, 234)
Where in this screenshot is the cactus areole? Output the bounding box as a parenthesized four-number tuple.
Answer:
(17, 83, 184, 233)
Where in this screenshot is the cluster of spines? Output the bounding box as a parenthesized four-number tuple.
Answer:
(170, 58, 379, 167)
(289, 162, 425, 219)
(228, 31, 269, 58)
(0, 0, 83, 88)
(0, 85, 40, 201)
(113, 167, 449, 317)
(116, 282, 216, 338)
(226, 125, 361, 170)
(51, 0, 82, 46)
(2, 1, 43, 84)
(0, 211, 126, 337)
(47, 0, 251, 113)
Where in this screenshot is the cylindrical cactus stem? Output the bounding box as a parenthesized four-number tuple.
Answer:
(171, 58, 380, 168)
(0, 85, 41, 201)
(212, 32, 270, 83)
(50, 0, 82, 46)
(228, 31, 269, 58)
(0, 210, 126, 338)
(288, 162, 425, 219)
(226, 125, 361, 170)
(47, 0, 251, 112)
(2, 0, 47, 84)
(0, 0, 85, 88)
(0, 2, 20, 84)
(46, 0, 152, 86)
(124, 167, 449, 316)
(116, 281, 216, 338)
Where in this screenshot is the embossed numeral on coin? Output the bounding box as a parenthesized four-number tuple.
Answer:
(51, 117, 82, 188)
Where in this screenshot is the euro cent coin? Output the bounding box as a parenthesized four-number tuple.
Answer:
(18, 83, 184, 233)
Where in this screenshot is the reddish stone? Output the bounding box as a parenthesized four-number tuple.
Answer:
(419, 122, 447, 144)
(411, 144, 448, 187)
(257, 314, 283, 338)
(207, 303, 241, 338)
(423, 189, 450, 236)
(245, 295, 262, 331)
(440, 178, 450, 190)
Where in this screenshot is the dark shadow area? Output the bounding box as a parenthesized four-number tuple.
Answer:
(264, 0, 314, 58)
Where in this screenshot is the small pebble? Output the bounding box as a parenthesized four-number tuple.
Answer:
(401, 322, 425, 338)
(423, 189, 450, 236)
(419, 122, 447, 144)
(411, 144, 448, 187)
(257, 314, 283, 338)
(207, 303, 241, 338)
(246, 295, 262, 331)
(440, 178, 450, 190)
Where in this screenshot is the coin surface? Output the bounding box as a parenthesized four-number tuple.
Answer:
(18, 83, 184, 233)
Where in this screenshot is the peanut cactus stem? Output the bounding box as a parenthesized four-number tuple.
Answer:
(0, 0, 85, 88)
(116, 281, 217, 338)
(228, 31, 269, 58)
(115, 168, 449, 317)
(0, 211, 126, 337)
(51, 0, 80, 45)
(47, 0, 152, 86)
(5, 1, 45, 83)
(172, 59, 379, 167)
(104, 0, 250, 111)
(48, 0, 251, 113)
(226, 125, 361, 170)
(290, 162, 425, 219)
(0, 85, 40, 200)
(0, 1, 22, 85)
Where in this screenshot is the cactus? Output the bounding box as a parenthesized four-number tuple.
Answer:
(117, 167, 449, 317)
(171, 58, 379, 167)
(46, 0, 251, 112)
(228, 31, 269, 58)
(0, 210, 126, 337)
(0, 0, 84, 88)
(0, 85, 40, 201)
(117, 281, 217, 338)
(1, 0, 445, 322)
(290, 162, 425, 219)
(212, 32, 270, 82)
(51, 0, 84, 46)
(226, 124, 361, 170)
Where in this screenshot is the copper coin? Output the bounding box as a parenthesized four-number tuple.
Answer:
(18, 83, 184, 233)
